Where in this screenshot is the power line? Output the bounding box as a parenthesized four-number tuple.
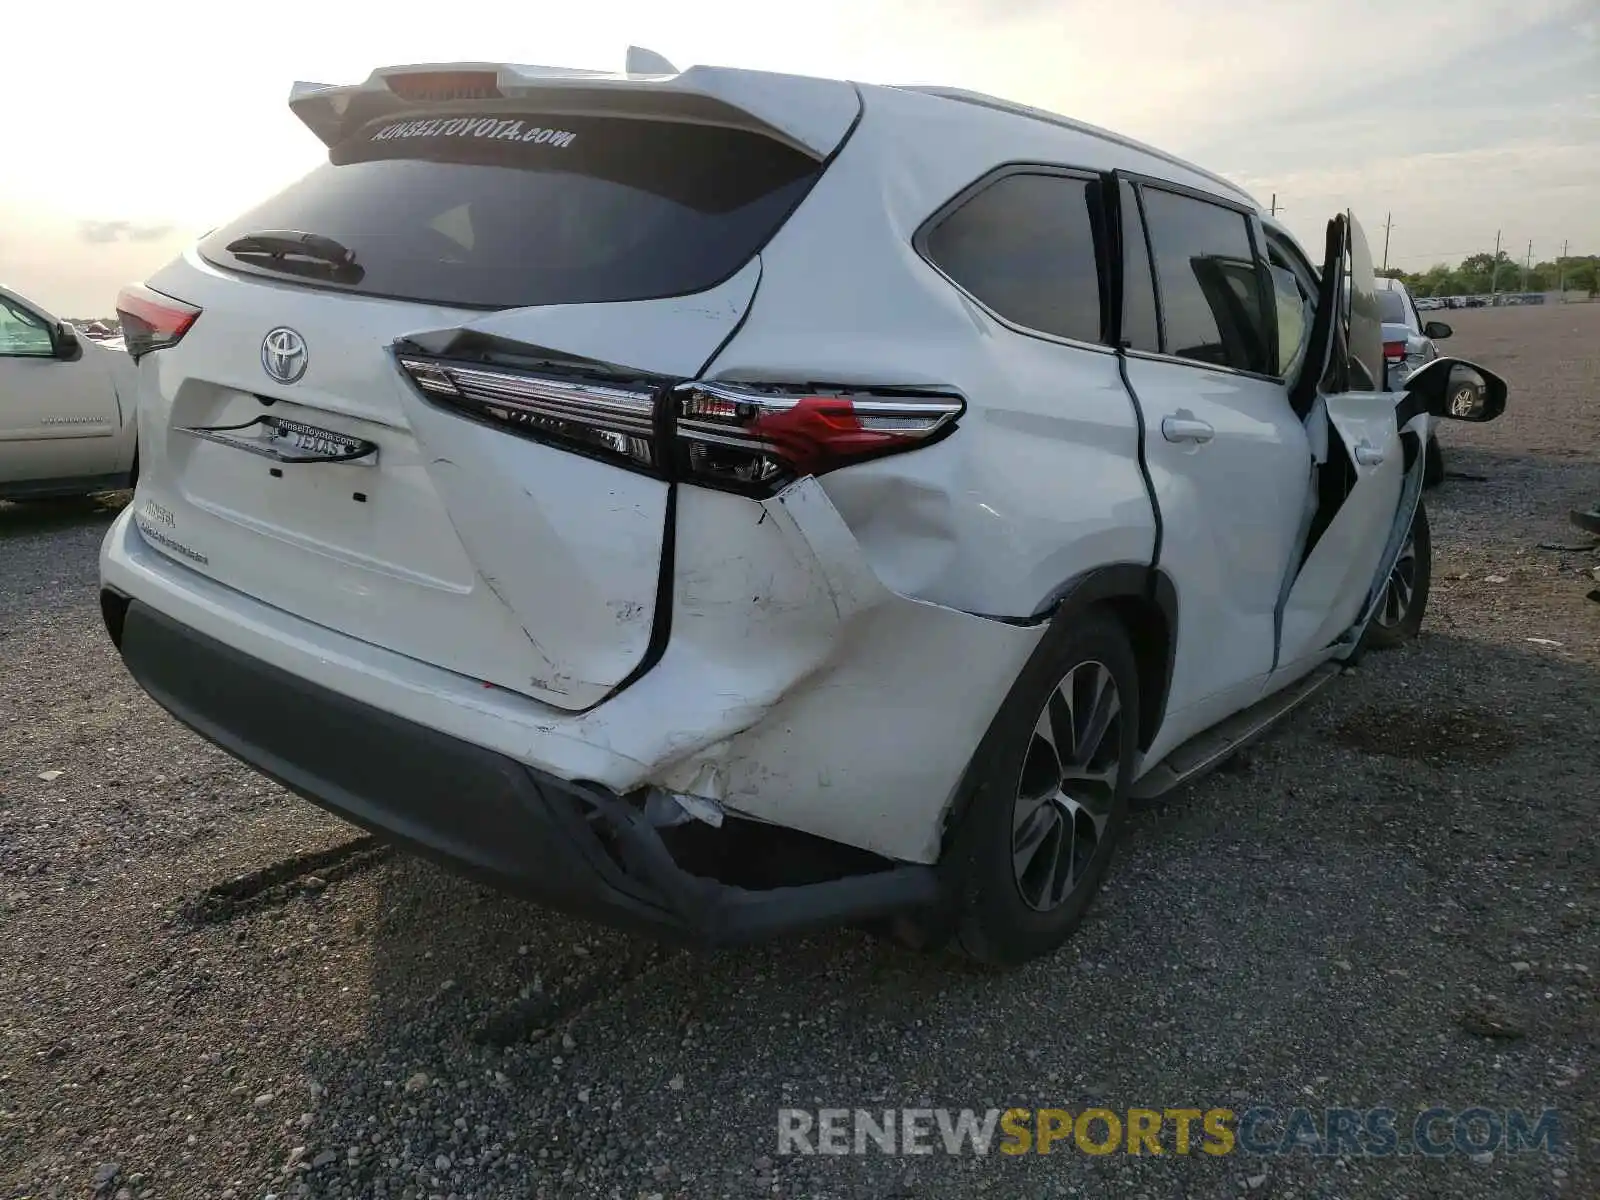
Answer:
(1383, 249, 1494, 264)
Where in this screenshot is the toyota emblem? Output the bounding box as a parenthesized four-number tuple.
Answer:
(261, 327, 308, 385)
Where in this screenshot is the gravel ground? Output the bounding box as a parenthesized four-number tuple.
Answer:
(2, 304, 1596, 1199)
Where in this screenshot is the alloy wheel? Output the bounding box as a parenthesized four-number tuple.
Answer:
(1449, 384, 1479, 417)
(1010, 661, 1122, 912)
(1373, 533, 1418, 629)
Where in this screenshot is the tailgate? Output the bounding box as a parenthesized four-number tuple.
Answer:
(133, 83, 852, 710)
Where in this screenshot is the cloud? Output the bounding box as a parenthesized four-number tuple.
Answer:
(4, 0, 1595, 311)
(1, 200, 194, 314)
(78, 219, 177, 244)
(897, 0, 1600, 265)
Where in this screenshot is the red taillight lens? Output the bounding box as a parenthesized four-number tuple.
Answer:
(116, 284, 201, 361)
(673, 383, 963, 490)
(1383, 340, 1407, 362)
(396, 358, 964, 494)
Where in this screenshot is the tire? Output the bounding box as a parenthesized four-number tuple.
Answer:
(1362, 499, 1432, 651)
(942, 609, 1140, 969)
(1423, 434, 1444, 489)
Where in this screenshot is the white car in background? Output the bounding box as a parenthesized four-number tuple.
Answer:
(98, 51, 1507, 966)
(1, 285, 139, 500)
(1376, 276, 1453, 486)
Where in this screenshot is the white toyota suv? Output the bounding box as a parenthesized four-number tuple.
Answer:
(99, 51, 1507, 966)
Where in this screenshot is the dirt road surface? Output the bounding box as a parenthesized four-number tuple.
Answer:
(2, 303, 1595, 1198)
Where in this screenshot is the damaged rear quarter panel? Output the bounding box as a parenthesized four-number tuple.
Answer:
(696, 86, 1156, 615)
(639, 478, 1045, 864)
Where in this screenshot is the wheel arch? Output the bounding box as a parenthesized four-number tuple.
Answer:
(1040, 564, 1177, 755)
(938, 563, 1177, 856)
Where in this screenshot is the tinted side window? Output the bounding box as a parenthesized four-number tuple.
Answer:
(924, 172, 1108, 344)
(1118, 181, 1160, 352)
(1141, 188, 1272, 374)
(1268, 262, 1312, 379)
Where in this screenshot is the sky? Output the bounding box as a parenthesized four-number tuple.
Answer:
(3, 0, 1596, 315)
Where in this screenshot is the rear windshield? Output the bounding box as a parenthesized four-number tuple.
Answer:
(1376, 289, 1408, 324)
(198, 111, 823, 309)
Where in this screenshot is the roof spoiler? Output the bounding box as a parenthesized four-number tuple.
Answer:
(288, 48, 860, 159)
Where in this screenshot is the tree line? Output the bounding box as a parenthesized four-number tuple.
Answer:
(1378, 251, 1598, 297)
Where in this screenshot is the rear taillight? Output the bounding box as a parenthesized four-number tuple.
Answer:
(672, 382, 963, 491)
(1383, 340, 1407, 362)
(116, 284, 201, 361)
(397, 358, 659, 470)
(396, 358, 963, 493)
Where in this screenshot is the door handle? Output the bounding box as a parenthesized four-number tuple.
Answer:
(1161, 416, 1214, 444)
(1354, 443, 1385, 466)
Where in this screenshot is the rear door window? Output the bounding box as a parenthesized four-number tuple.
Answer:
(921, 170, 1110, 345)
(1267, 237, 1317, 380)
(1140, 187, 1274, 375)
(1268, 263, 1313, 379)
(199, 111, 824, 309)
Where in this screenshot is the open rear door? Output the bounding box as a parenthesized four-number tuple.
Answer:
(1274, 212, 1419, 669)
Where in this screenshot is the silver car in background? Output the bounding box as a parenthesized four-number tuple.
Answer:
(1377, 276, 1452, 486)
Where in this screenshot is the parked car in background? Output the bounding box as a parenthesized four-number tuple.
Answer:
(1, 285, 139, 500)
(1376, 276, 1452, 486)
(98, 52, 1507, 966)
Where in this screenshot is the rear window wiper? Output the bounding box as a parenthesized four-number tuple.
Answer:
(224, 230, 364, 282)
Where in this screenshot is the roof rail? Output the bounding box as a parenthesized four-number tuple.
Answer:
(896, 85, 1257, 208)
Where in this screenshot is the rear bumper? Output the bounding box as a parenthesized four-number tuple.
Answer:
(101, 488, 1045, 865)
(106, 594, 937, 945)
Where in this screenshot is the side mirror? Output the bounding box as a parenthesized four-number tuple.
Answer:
(1423, 320, 1453, 340)
(1400, 357, 1507, 422)
(52, 322, 81, 359)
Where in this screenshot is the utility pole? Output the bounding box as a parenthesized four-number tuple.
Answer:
(1381, 212, 1393, 272)
(1269, 193, 1281, 217)
(1558, 239, 1570, 298)
(1490, 229, 1502, 300)
(1522, 240, 1532, 292)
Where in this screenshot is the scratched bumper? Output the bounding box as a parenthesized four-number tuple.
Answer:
(100, 476, 1045, 867)
(103, 595, 938, 945)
